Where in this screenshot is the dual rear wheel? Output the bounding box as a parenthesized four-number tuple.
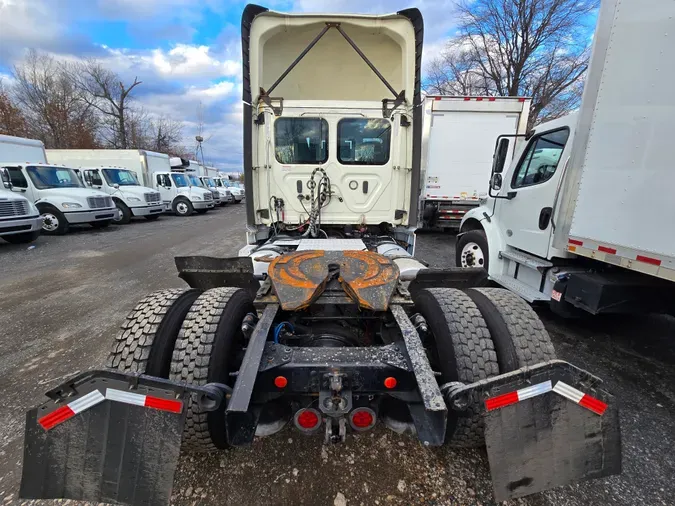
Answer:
(108, 285, 555, 451)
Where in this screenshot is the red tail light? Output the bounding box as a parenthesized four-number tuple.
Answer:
(294, 408, 321, 432)
(349, 408, 376, 431)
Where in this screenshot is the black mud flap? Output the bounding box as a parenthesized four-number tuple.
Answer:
(408, 267, 489, 296)
(467, 361, 620, 501)
(175, 256, 260, 296)
(20, 370, 223, 506)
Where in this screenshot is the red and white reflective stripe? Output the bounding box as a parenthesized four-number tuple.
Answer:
(484, 380, 607, 416)
(485, 380, 552, 411)
(568, 239, 666, 269)
(38, 390, 105, 430)
(105, 389, 183, 413)
(552, 381, 608, 415)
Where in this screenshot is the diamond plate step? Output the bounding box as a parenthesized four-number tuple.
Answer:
(499, 249, 553, 271)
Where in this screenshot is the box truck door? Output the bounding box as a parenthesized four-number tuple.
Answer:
(496, 127, 571, 258)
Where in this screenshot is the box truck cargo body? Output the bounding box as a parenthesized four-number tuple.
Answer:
(420, 96, 530, 229)
(459, 0, 675, 316)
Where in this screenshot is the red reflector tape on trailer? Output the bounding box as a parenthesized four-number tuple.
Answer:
(485, 381, 552, 411)
(552, 381, 608, 415)
(598, 245, 617, 255)
(105, 389, 183, 413)
(636, 255, 661, 266)
(38, 390, 106, 430)
(569, 239, 583, 246)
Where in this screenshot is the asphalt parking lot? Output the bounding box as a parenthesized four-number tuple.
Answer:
(0, 208, 673, 506)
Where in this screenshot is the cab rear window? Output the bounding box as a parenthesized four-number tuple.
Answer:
(274, 118, 328, 164)
(338, 118, 391, 165)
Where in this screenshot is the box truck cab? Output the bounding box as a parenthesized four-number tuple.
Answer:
(0, 169, 43, 244)
(199, 176, 230, 205)
(0, 135, 118, 235)
(189, 174, 222, 206)
(458, 0, 675, 317)
(47, 150, 164, 225)
(215, 177, 242, 203)
(153, 171, 214, 216)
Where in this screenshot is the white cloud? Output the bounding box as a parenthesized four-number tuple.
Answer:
(150, 45, 240, 78)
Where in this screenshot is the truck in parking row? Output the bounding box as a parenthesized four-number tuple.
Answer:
(458, 0, 675, 317)
(420, 95, 530, 229)
(0, 172, 43, 244)
(0, 135, 119, 235)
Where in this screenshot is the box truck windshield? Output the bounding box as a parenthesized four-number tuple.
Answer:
(27, 166, 84, 189)
(172, 174, 189, 187)
(188, 175, 203, 187)
(102, 168, 140, 186)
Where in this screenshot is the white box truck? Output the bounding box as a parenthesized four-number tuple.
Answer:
(458, 0, 675, 316)
(420, 96, 530, 229)
(46, 149, 165, 224)
(0, 134, 118, 235)
(0, 170, 43, 244)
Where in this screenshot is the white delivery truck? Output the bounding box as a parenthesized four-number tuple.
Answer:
(0, 134, 118, 234)
(46, 149, 164, 224)
(420, 96, 530, 229)
(199, 175, 231, 205)
(458, 0, 675, 316)
(216, 174, 242, 203)
(0, 170, 43, 244)
(152, 157, 215, 215)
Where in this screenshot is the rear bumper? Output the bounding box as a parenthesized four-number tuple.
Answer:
(130, 205, 164, 217)
(0, 215, 43, 236)
(64, 208, 119, 224)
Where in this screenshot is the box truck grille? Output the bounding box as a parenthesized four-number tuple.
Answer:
(204, 193, 213, 201)
(144, 192, 161, 204)
(87, 196, 113, 209)
(0, 199, 30, 218)
(211, 190, 219, 199)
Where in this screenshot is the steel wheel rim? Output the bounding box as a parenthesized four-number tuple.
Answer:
(41, 213, 59, 232)
(176, 202, 188, 214)
(461, 242, 484, 267)
(113, 204, 124, 222)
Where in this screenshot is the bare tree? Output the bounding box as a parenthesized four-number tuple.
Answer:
(425, 0, 597, 126)
(72, 59, 142, 149)
(0, 79, 27, 137)
(147, 115, 184, 154)
(12, 50, 99, 148)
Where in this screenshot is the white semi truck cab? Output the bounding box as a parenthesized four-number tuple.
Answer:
(152, 171, 215, 216)
(0, 163, 118, 235)
(70, 167, 163, 224)
(0, 169, 43, 244)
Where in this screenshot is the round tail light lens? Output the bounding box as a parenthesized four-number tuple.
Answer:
(294, 408, 321, 433)
(349, 408, 376, 431)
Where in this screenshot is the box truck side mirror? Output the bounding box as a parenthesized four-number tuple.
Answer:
(492, 137, 510, 175)
(490, 173, 502, 191)
(0, 168, 11, 189)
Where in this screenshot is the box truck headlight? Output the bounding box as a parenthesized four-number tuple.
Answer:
(61, 202, 82, 209)
(127, 197, 142, 202)
(192, 196, 202, 201)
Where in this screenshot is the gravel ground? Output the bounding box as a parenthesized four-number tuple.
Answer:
(0, 214, 673, 506)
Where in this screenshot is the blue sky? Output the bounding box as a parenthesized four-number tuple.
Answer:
(0, 0, 463, 169)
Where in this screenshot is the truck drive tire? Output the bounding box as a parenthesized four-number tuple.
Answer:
(3, 230, 40, 244)
(466, 288, 557, 371)
(173, 197, 194, 217)
(456, 230, 489, 271)
(113, 200, 132, 224)
(37, 204, 69, 235)
(170, 287, 255, 451)
(413, 288, 499, 448)
(107, 288, 201, 377)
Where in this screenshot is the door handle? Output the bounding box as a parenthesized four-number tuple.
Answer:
(539, 207, 552, 230)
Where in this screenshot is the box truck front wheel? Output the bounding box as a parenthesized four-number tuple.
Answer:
(173, 197, 194, 217)
(413, 288, 499, 447)
(2, 230, 40, 244)
(37, 204, 69, 235)
(107, 288, 202, 377)
(169, 287, 255, 451)
(456, 230, 488, 270)
(113, 200, 132, 224)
